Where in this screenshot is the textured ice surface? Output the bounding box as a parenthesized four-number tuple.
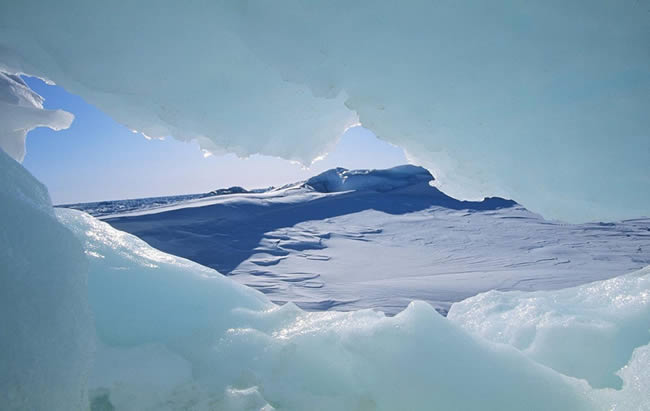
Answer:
(0, 72, 73, 162)
(56, 207, 649, 410)
(0, 149, 92, 410)
(1, 1, 649, 221)
(449, 267, 650, 389)
(97, 166, 650, 315)
(1, 150, 649, 409)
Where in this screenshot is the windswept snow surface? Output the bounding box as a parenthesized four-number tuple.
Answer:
(1, 1, 649, 221)
(93, 166, 650, 315)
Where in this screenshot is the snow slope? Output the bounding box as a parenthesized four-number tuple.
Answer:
(92, 165, 650, 315)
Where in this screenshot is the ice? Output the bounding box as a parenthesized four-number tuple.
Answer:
(1, 148, 648, 409)
(0, 149, 92, 410)
(50, 208, 604, 410)
(1, 1, 649, 407)
(448, 267, 650, 389)
(1, 1, 649, 221)
(47, 208, 650, 409)
(304, 165, 433, 193)
(0, 72, 73, 162)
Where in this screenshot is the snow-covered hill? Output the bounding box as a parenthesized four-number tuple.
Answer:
(80, 165, 650, 315)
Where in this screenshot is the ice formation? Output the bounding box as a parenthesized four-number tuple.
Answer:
(1, 1, 649, 221)
(304, 165, 433, 193)
(0, 1, 649, 409)
(54, 205, 650, 410)
(0, 149, 91, 410)
(0, 148, 648, 409)
(0, 72, 73, 162)
(449, 268, 650, 390)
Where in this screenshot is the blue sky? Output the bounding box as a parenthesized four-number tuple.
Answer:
(22, 77, 407, 204)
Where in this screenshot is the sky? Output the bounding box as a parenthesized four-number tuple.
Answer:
(22, 77, 408, 205)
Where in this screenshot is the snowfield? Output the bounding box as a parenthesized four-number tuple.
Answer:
(89, 165, 650, 315)
(2, 149, 649, 410)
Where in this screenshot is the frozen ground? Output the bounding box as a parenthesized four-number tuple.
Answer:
(68, 165, 650, 315)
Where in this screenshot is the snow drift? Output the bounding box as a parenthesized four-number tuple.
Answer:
(1, 0, 649, 221)
(98, 165, 649, 316)
(304, 165, 434, 193)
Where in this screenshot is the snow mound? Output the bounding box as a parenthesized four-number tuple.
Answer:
(305, 165, 433, 193)
(1, 1, 649, 221)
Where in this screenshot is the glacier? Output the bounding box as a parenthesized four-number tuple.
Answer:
(1, 0, 649, 221)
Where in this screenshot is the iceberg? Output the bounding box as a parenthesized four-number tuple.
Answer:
(1, 1, 648, 221)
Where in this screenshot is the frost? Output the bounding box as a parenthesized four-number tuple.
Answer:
(1, 1, 649, 221)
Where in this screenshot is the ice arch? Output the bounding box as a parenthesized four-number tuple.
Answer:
(1, 0, 649, 222)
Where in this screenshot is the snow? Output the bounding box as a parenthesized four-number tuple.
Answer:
(304, 165, 433, 193)
(1, 149, 649, 409)
(45, 208, 650, 409)
(1, 1, 648, 222)
(97, 166, 650, 315)
(1, 1, 649, 407)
